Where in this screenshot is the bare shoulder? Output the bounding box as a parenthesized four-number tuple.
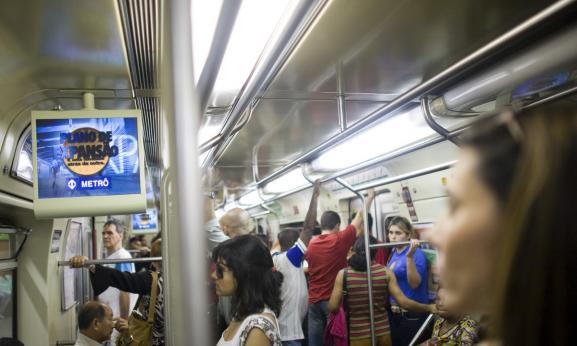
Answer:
(245, 327, 271, 346)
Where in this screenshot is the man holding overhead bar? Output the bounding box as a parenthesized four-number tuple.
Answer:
(272, 180, 322, 346)
(305, 188, 375, 346)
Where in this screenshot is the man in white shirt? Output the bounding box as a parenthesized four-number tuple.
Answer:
(96, 220, 136, 344)
(204, 197, 252, 332)
(272, 181, 321, 345)
(74, 301, 116, 346)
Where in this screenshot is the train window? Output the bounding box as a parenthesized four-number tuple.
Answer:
(0, 226, 29, 260)
(10, 126, 33, 184)
(0, 266, 16, 339)
(61, 221, 82, 311)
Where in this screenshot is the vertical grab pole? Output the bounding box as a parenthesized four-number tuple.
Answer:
(163, 0, 207, 344)
(408, 313, 435, 346)
(335, 178, 376, 346)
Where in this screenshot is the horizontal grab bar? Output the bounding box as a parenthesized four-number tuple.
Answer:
(58, 257, 162, 267)
(369, 240, 429, 249)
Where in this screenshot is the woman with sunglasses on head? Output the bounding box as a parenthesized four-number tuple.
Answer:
(431, 101, 577, 345)
(212, 235, 283, 346)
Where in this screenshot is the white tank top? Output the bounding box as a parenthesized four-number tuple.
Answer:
(217, 308, 281, 346)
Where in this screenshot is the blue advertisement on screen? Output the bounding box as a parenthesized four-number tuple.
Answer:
(36, 117, 140, 199)
(132, 209, 158, 231)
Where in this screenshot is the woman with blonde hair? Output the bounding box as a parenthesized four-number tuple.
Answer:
(386, 216, 429, 345)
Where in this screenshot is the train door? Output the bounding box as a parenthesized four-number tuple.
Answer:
(80, 219, 94, 304)
(0, 224, 28, 341)
(61, 219, 93, 319)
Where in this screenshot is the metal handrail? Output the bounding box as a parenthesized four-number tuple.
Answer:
(252, 0, 577, 189)
(369, 240, 429, 249)
(58, 257, 163, 267)
(248, 160, 455, 210)
(165, 0, 207, 343)
(203, 0, 329, 167)
(334, 178, 376, 346)
(197, 1, 242, 115)
(354, 161, 456, 192)
(408, 313, 435, 346)
(421, 97, 459, 145)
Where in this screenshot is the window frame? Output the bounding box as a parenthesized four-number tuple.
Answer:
(10, 125, 33, 185)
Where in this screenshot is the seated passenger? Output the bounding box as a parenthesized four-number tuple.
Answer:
(386, 216, 429, 346)
(212, 235, 283, 345)
(431, 102, 577, 345)
(75, 301, 127, 346)
(420, 288, 478, 346)
(328, 236, 435, 346)
(306, 189, 375, 346)
(70, 239, 164, 345)
(272, 180, 322, 345)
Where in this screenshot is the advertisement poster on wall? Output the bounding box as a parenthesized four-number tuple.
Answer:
(131, 209, 158, 234)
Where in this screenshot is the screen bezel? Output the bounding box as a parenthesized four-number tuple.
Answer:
(31, 109, 147, 218)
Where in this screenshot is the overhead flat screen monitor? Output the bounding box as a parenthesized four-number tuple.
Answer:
(31, 110, 147, 218)
(131, 208, 158, 234)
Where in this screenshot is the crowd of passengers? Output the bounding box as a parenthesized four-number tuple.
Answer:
(68, 102, 577, 346)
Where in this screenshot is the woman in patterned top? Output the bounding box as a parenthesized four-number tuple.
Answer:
(328, 236, 436, 346)
(212, 235, 283, 346)
(421, 288, 478, 346)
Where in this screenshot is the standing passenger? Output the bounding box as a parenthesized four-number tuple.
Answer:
(328, 236, 436, 346)
(305, 189, 375, 346)
(98, 219, 137, 345)
(204, 197, 252, 331)
(386, 216, 429, 346)
(272, 181, 322, 345)
(431, 103, 577, 345)
(213, 235, 283, 345)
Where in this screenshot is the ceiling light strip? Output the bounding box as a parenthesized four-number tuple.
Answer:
(253, 0, 577, 188)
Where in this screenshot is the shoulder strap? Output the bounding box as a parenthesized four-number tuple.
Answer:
(342, 268, 350, 342)
(147, 271, 159, 323)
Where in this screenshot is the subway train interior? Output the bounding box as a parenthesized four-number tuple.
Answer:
(1, 0, 577, 345)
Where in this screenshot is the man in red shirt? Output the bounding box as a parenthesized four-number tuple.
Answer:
(305, 189, 374, 346)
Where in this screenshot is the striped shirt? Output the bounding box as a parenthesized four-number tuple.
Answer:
(346, 264, 391, 340)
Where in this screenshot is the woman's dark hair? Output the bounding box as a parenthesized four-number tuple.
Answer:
(463, 101, 577, 345)
(212, 235, 283, 319)
(348, 236, 378, 272)
(349, 212, 373, 232)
